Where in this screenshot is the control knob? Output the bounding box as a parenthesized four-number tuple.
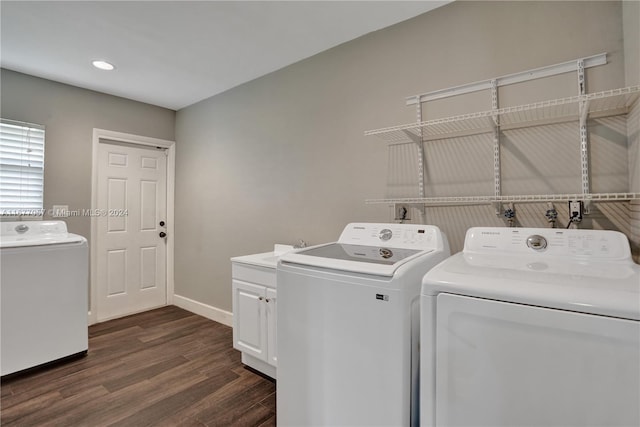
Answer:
(379, 229, 393, 241)
(526, 235, 547, 251)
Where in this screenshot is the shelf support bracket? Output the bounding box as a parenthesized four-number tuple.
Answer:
(491, 79, 502, 216)
(415, 100, 427, 221)
(577, 59, 591, 214)
(416, 101, 425, 200)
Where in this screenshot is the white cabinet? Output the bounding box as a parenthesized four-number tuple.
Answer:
(231, 257, 278, 379)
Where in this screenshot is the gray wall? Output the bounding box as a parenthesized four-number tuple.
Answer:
(175, 1, 638, 313)
(624, 0, 640, 89)
(0, 69, 176, 240)
(623, 0, 640, 252)
(624, 0, 639, 193)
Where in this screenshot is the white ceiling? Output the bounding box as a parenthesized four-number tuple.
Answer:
(1, 1, 450, 111)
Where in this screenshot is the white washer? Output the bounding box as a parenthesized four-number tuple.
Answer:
(420, 227, 640, 427)
(277, 223, 450, 426)
(1, 221, 89, 376)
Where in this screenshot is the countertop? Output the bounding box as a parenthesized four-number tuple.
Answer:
(231, 244, 294, 269)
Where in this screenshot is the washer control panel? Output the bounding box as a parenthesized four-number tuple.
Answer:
(465, 227, 631, 260)
(338, 223, 443, 250)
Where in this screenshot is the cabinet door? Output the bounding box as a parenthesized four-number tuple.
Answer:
(232, 279, 267, 361)
(266, 287, 277, 366)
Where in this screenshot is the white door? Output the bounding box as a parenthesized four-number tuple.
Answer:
(96, 142, 168, 321)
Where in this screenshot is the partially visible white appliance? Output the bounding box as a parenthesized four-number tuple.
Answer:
(1, 221, 89, 376)
(421, 227, 640, 427)
(277, 223, 450, 426)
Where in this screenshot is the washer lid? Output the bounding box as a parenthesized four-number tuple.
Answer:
(280, 243, 432, 276)
(422, 252, 640, 320)
(0, 221, 86, 248)
(281, 222, 447, 276)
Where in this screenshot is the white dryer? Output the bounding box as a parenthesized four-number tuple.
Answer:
(277, 223, 450, 426)
(420, 227, 640, 427)
(1, 221, 88, 376)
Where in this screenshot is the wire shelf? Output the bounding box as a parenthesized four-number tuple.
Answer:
(365, 193, 640, 206)
(365, 86, 640, 143)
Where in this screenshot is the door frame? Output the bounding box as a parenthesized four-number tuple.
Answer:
(89, 128, 176, 325)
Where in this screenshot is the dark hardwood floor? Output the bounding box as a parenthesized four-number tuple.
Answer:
(1, 306, 276, 426)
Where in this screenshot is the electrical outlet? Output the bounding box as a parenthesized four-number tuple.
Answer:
(568, 201, 583, 222)
(51, 205, 69, 218)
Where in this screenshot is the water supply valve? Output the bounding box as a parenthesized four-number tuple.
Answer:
(503, 205, 516, 227)
(545, 203, 558, 225)
(394, 204, 411, 222)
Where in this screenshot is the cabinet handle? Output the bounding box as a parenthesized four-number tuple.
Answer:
(265, 298, 270, 303)
(258, 296, 264, 301)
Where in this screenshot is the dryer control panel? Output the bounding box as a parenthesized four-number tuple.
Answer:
(338, 223, 444, 250)
(464, 227, 632, 260)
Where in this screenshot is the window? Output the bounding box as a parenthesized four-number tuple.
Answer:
(0, 119, 45, 216)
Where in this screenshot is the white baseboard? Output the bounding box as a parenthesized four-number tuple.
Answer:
(172, 294, 233, 327)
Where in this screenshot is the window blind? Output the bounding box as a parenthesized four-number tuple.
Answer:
(0, 119, 45, 216)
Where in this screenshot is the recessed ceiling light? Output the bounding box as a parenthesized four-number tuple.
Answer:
(92, 60, 115, 71)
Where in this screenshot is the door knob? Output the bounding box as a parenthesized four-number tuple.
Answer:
(159, 232, 167, 238)
(159, 221, 165, 227)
